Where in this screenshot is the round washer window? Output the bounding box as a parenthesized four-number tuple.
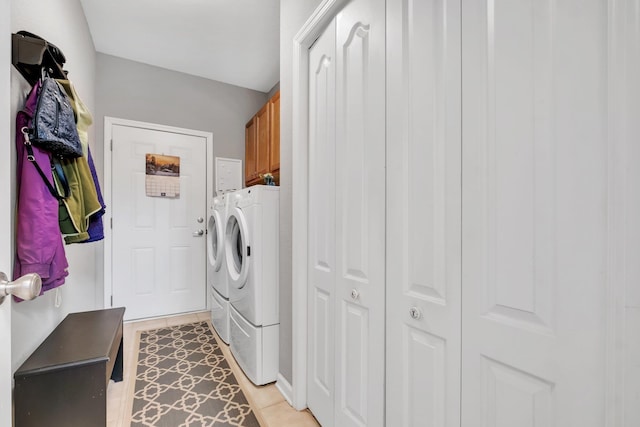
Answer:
(207, 213, 224, 270)
(207, 216, 218, 258)
(228, 216, 243, 274)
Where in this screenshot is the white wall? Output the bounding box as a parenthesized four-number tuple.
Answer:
(10, 0, 99, 371)
(279, 0, 324, 384)
(1, 0, 12, 425)
(622, 1, 640, 423)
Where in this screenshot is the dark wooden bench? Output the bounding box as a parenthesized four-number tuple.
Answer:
(14, 307, 126, 427)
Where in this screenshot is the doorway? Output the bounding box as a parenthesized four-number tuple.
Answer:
(104, 118, 212, 320)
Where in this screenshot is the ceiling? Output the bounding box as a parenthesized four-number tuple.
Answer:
(79, 0, 280, 93)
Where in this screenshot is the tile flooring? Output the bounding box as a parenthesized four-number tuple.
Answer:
(106, 311, 319, 427)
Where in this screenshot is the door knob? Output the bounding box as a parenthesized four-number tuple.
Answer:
(409, 307, 422, 320)
(193, 229, 204, 237)
(196, 217, 204, 223)
(350, 289, 360, 300)
(0, 272, 42, 305)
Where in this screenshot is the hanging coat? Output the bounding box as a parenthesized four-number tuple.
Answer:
(14, 80, 69, 293)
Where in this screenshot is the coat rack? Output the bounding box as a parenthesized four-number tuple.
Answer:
(12, 31, 68, 86)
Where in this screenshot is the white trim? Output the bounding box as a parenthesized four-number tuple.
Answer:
(606, 1, 639, 425)
(275, 373, 294, 406)
(103, 117, 214, 311)
(605, 0, 624, 422)
(291, 0, 349, 412)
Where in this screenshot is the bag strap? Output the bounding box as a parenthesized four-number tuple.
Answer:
(21, 126, 69, 200)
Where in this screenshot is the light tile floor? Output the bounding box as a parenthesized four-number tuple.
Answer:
(106, 311, 320, 427)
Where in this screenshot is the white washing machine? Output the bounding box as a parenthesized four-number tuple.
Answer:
(207, 194, 231, 343)
(225, 185, 279, 385)
(208, 194, 230, 298)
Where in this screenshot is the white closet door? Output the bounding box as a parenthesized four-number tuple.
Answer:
(307, 18, 337, 427)
(386, 0, 461, 426)
(461, 0, 608, 425)
(334, 0, 386, 425)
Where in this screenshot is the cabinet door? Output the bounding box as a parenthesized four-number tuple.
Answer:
(385, 0, 462, 426)
(255, 103, 270, 177)
(334, 0, 386, 425)
(307, 21, 336, 427)
(461, 0, 607, 425)
(269, 91, 280, 172)
(245, 117, 257, 183)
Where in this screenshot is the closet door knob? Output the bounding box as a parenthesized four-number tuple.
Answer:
(0, 272, 41, 305)
(350, 289, 360, 300)
(409, 307, 422, 320)
(197, 217, 204, 223)
(193, 229, 204, 237)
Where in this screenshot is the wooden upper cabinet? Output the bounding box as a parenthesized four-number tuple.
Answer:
(245, 117, 257, 183)
(255, 103, 270, 176)
(269, 91, 280, 172)
(245, 90, 280, 186)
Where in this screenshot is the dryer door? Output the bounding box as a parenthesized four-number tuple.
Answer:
(207, 209, 225, 271)
(226, 206, 250, 289)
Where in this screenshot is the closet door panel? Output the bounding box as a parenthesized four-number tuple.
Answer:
(386, 0, 462, 425)
(335, 0, 386, 425)
(462, 0, 608, 425)
(307, 18, 337, 427)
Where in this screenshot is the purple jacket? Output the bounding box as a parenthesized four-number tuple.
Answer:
(14, 81, 69, 293)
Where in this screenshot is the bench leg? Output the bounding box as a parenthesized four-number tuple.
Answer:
(111, 337, 124, 382)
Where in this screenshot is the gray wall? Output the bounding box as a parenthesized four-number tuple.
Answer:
(267, 82, 280, 99)
(279, 0, 324, 385)
(10, 0, 98, 371)
(95, 53, 267, 182)
(94, 54, 267, 311)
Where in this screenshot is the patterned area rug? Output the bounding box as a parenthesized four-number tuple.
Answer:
(131, 321, 260, 427)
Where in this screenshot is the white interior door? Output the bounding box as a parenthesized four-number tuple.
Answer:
(461, 0, 608, 425)
(385, 0, 461, 426)
(0, 0, 12, 423)
(111, 124, 207, 320)
(334, 0, 386, 425)
(307, 17, 337, 427)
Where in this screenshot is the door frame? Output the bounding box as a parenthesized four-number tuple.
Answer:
(290, 0, 349, 411)
(103, 117, 213, 311)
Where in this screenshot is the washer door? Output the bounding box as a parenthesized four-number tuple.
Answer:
(207, 209, 225, 271)
(225, 207, 250, 289)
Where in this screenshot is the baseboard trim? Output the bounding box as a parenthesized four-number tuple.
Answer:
(276, 373, 293, 406)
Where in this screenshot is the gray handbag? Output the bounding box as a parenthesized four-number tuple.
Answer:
(29, 76, 83, 158)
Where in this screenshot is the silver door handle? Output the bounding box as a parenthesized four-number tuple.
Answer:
(196, 217, 204, 223)
(193, 229, 204, 237)
(0, 271, 42, 305)
(350, 289, 360, 300)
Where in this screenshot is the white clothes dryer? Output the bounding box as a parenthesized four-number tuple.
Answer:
(225, 186, 279, 327)
(225, 185, 279, 385)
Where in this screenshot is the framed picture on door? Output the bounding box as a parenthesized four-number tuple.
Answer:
(145, 153, 180, 198)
